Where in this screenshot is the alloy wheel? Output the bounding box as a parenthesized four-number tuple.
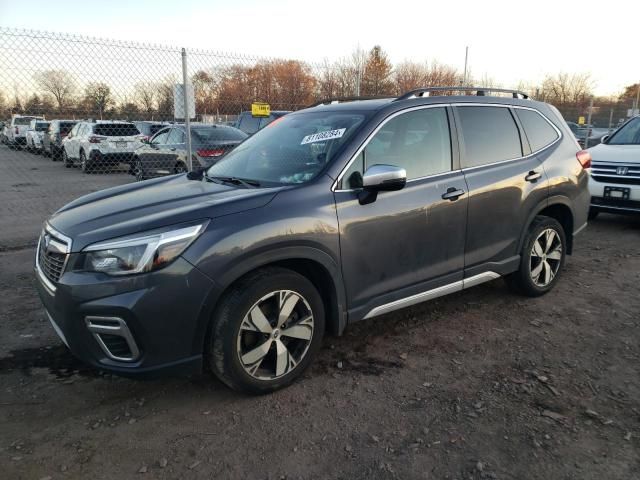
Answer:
(530, 228, 563, 287)
(236, 290, 314, 381)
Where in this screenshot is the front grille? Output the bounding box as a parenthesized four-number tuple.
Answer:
(37, 227, 71, 285)
(591, 162, 640, 185)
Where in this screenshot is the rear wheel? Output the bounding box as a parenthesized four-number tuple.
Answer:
(62, 149, 72, 168)
(505, 216, 566, 297)
(207, 267, 325, 394)
(134, 158, 145, 181)
(80, 150, 92, 173)
(588, 209, 599, 220)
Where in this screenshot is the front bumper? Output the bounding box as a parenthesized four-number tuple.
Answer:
(35, 255, 218, 377)
(589, 176, 640, 214)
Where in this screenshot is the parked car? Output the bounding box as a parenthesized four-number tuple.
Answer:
(6, 114, 45, 148)
(234, 110, 289, 135)
(133, 121, 171, 142)
(61, 121, 142, 172)
(25, 119, 50, 153)
(43, 120, 78, 160)
(587, 115, 640, 218)
(35, 87, 589, 394)
(0, 121, 6, 144)
(132, 123, 247, 181)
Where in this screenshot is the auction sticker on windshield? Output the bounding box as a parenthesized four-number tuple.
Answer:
(301, 128, 346, 145)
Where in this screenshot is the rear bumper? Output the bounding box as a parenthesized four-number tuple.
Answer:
(89, 151, 135, 164)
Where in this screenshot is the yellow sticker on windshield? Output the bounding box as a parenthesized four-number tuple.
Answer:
(301, 128, 346, 145)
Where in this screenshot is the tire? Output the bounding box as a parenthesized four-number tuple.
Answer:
(588, 209, 599, 220)
(207, 267, 325, 394)
(62, 149, 72, 168)
(80, 150, 92, 173)
(505, 216, 566, 297)
(174, 162, 188, 175)
(134, 158, 145, 181)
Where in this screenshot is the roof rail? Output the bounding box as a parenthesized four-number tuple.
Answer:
(308, 95, 395, 108)
(395, 86, 529, 101)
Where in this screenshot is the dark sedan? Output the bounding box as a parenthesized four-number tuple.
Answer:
(132, 124, 248, 181)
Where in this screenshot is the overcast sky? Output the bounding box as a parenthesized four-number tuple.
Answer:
(0, 0, 637, 96)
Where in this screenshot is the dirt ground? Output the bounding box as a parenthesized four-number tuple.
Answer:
(1, 213, 639, 480)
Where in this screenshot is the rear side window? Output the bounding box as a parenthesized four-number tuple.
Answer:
(457, 106, 522, 168)
(94, 124, 140, 136)
(515, 109, 559, 152)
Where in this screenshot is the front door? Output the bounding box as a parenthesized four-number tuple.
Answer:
(334, 106, 468, 320)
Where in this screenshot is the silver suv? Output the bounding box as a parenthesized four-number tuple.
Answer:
(61, 121, 142, 173)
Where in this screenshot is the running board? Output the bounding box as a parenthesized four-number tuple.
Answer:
(363, 272, 500, 319)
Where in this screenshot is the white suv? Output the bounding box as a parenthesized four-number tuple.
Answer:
(62, 121, 142, 173)
(588, 115, 640, 218)
(7, 115, 45, 148)
(25, 119, 50, 153)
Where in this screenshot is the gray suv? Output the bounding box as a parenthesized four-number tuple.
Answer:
(35, 88, 590, 394)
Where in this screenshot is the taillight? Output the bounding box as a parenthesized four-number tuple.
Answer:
(89, 135, 106, 143)
(576, 150, 592, 169)
(197, 149, 225, 157)
(15, 127, 19, 134)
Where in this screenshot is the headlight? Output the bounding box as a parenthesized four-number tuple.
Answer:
(72, 221, 208, 276)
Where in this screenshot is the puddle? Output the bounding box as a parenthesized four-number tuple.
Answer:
(0, 345, 104, 378)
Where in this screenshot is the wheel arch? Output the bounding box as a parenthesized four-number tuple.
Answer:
(519, 196, 575, 255)
(194, 246, 348, 359)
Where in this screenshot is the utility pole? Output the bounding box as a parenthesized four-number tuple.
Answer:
(635, 81, 640, 115)
(463, 46, 469, 86)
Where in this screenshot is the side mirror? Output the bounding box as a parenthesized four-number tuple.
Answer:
(600, 134, 609, 144)
(358, 164, 407, 205)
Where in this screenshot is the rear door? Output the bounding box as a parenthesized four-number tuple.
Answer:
(164, 127, 185, 169)
(66, 123, 83, 158)
(455, 104, 549, 277)
(335, 106, 468, 319)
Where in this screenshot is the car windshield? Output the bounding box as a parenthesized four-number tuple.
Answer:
(193, 126, 248, 143)
(206, 111, 368, 185)
(94, 124, 140, 136)
(608, 117, 640, 145)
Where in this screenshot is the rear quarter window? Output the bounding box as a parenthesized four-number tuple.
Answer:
(515, 109, 559, 152)
(457, 106, 522, 168)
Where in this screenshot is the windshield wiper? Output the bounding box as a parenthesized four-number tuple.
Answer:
(205, 174, 260, 188)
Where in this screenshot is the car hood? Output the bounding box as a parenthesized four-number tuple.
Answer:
(589, 143, 640, 164)
(48, 174, 282, 251)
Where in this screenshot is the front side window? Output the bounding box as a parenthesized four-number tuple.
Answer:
(515, 109, 559, 152)
(167, 128, 185, 144)
(207, 111, 368, 186)
(150, 129, 170, 145)
(458, 106, 522, 168)
(340, 107, 452, 189)
(607, 117, 640, 145)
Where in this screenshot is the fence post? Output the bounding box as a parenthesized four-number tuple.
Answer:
(584, 97, 593, 149)
(181, 48, 193, 172)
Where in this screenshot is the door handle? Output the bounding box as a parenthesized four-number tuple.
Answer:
(525, 171, 542, 182)
(170, 148, 176, 151)
(441, 187, 465, 201)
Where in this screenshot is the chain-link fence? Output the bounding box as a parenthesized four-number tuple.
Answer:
(0, 27, 637, 247)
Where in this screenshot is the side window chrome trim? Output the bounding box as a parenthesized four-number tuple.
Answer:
(453, 103, 563, 172)
(331, 104, 451, 192)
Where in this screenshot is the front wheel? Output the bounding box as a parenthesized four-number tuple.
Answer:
(62, 149, 72, 168)
(207, 267, 325, 394)
(505, 216, 566, 297)
(80, 151, 92, 173)
(134, 158, 145, 181)
(588, 209, 599, 220)
(174, 161, 188, 174)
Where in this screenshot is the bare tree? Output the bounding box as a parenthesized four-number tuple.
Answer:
(541, 72, 594, 105)
(134, 81, 158, 118)
(84, 82, 112, 119)
(34, 69, 75, 112)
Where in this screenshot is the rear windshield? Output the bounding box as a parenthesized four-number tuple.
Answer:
(14, 117, 37, 125)
(193, 126, 248, 142)
(94, 124, 140, 136)
(35, 122, 49, 131)
(59, 122, 76, 134)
